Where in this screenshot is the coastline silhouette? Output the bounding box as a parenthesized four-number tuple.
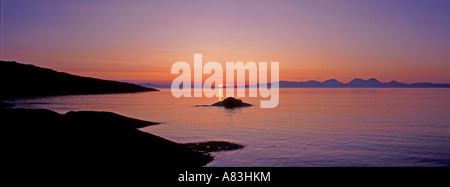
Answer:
(0, 105, 244, 169)
(1, 60, 449, 170)
(0, 61, 158, 99)
(0, 60, 244, 171)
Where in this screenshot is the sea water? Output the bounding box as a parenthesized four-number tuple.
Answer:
(7, 88, 450, 167)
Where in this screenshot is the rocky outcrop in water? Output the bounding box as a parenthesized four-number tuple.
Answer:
(211, 97, 252, 108)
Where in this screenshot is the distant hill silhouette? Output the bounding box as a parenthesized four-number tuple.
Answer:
(136, 78, 450, 89)
(0, 61, 158, 99)
(277, 78, 450, 88)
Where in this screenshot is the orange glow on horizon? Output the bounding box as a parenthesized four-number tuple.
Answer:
(1, 1, 449, 84)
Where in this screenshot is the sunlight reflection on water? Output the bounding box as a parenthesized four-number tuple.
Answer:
(8, 88, 450, 166)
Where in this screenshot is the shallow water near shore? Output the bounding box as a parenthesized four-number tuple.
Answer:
(7, 88, 450, 167)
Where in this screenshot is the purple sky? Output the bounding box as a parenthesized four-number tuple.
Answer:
(1, 0, 450, 83)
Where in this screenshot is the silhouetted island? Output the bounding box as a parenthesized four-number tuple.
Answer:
(212, 97, 252, 108)
(0, 106, 244, 171)
(0, 61, 158, 99)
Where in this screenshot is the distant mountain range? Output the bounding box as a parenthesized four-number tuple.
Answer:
(2, 60, 445, 99)
(0, 61, 158, 99)
(277, 78, 450, 88)
(136, 78, 450, 89)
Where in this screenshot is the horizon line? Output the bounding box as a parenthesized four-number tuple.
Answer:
(124, 78, 450, 85)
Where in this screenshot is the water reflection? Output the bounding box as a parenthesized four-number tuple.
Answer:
(6, 88, 450, 167)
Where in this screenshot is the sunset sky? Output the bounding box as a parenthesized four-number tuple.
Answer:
(1, 0, 450, 83)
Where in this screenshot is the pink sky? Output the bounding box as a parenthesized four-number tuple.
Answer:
(1, 0, 450, 83)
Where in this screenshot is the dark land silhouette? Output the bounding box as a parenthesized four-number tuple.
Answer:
(0, 61, 158, 99)
(0, 104, 243, 172)
(137, 78, 450, 89)
(136, 82, 172, 89)
(0, 61, 244, 173)
(212, 97, 252, 108)
(195, 97, 252, 108)
(184, 141, 245, 153)
(277, 78, 450, 88)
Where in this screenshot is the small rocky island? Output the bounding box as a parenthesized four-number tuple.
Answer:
(211, 97, 252, 108)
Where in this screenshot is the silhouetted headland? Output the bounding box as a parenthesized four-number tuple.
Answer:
(0, 61, 158, 99)
(212, 97, 252, 108)
(0, 106, 244, 171)
(135, 82, 172, 89)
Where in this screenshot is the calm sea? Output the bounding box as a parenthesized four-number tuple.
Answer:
(7, 88, 450, 167)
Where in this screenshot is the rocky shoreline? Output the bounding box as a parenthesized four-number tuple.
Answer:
(0, 104, 244, 170)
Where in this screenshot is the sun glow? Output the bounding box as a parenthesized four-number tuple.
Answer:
(218, 84, 223, 101)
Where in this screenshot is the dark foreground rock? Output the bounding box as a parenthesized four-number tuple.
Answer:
(0, 102, 15, 109)
(0, 108, 214, 172)
(184, 141, 245, 153)
(212, 97, 252, 108)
